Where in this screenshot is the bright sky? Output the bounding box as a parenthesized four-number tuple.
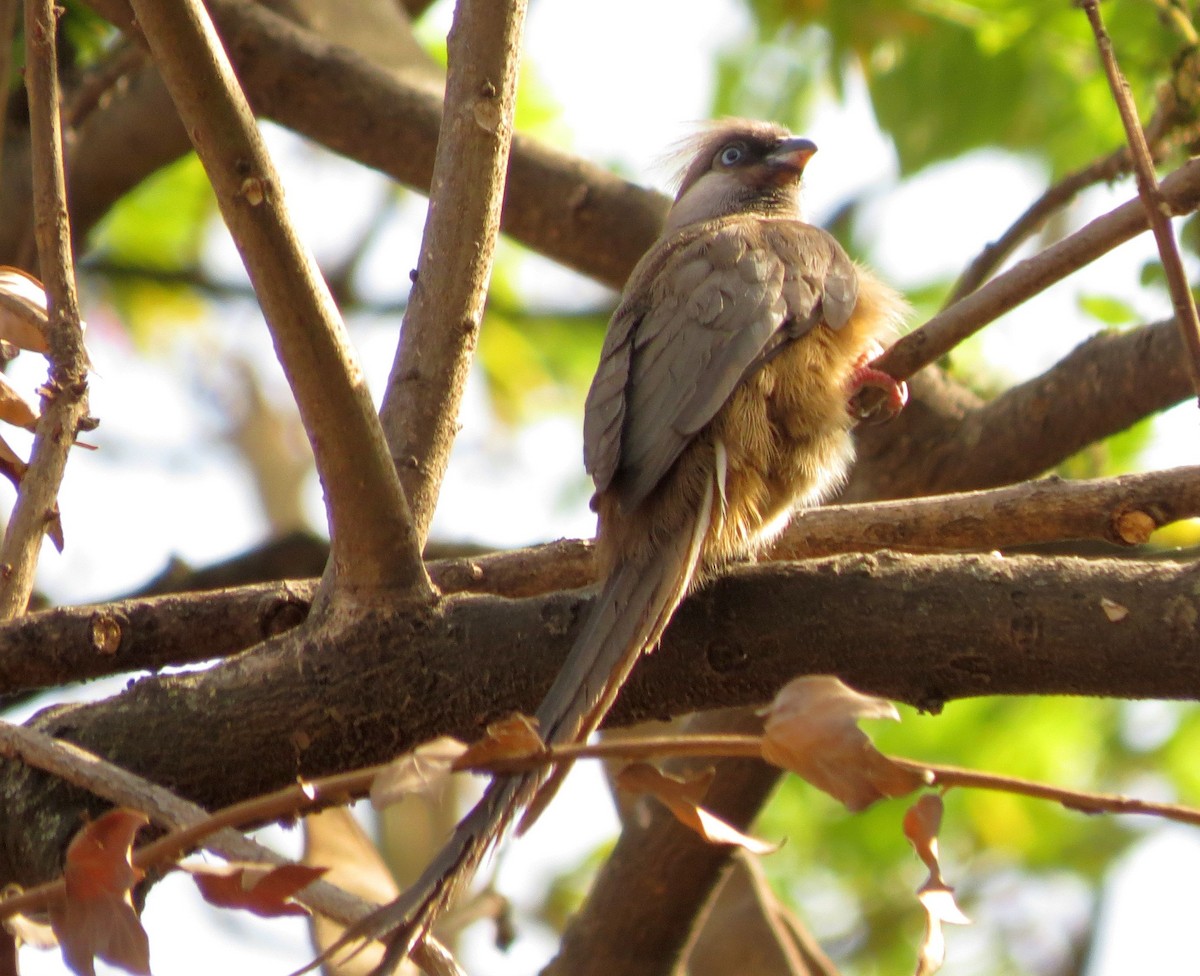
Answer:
(15, 0, 1200, 973)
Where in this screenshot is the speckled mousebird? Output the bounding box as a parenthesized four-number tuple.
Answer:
(321, 118, 908, 975)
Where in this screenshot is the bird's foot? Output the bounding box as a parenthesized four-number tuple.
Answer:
(846, 358, 907, 424)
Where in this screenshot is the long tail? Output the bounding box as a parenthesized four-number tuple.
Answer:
(325, 485, 713, 976)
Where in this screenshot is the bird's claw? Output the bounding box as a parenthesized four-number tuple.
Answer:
(847, 361, 907, 424)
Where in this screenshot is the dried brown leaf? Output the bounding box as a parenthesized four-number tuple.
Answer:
(370, 736, 467, 810)
(0, 435, 27, 488)
(455, 713, 545, 769)
(185, 861, 326, 918)
(913, 883, 970, 976)
(0, 268, 50, 354)
(761, 676, 927, 811)
(48, 808, 150, 976)
(0, 374, 38, 431)
(903, 793, 945, 883)
(616, 763, 777, 854)
(904, 795, 969, 976)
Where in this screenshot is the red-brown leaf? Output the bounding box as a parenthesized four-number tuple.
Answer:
(455, 713, 545, 769)
(48, 808, 151, 976)
(0, 374, 37, 432)
(186, 862, 326, 918)
(616, 763, 777, 854)
(0, 268, 50, 354)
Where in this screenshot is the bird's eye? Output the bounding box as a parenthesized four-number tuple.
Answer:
(718, 144, 745, 166)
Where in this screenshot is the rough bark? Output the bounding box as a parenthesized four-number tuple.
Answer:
(3, 551, 1199, 888)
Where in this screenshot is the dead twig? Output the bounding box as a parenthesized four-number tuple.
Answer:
(0, 0, 93, 620)
(1081, 0, 1200, 401)
(858, 156, 1200, 395)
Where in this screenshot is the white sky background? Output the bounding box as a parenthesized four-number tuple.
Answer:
(14, 0, 1200, 972)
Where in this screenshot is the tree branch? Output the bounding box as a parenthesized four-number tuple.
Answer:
(124, 0, 431, 602)
(1082, 0, 1200, 400)
(926, 318, 1191, 493)
(0, 580, 316, 695)
(849, 317, 1192, 499)
(378, 0, 527, 544)
(776, 464, 1200, 557)
(0, 0, 92, 619)
(3, 551, 1199, 888)
(56, 0, 666, 290)
(945, 69, 1200, 305)
(9, 462, 1200, 695)
(864, 157, 1200, 389)
(0, 539, 597, 695)
(0, 719, 389, 939)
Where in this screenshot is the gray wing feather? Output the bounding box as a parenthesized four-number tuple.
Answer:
(584, 218, 858, 510)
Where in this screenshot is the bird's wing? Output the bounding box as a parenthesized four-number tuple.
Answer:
(583, 218, 858, 510)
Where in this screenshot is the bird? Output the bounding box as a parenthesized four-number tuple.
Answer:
(323, 118, 908, 974)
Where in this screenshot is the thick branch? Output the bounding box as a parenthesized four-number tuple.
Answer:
(379, 0, 527, 543)
(0, 580, 315, 694)
(0, 0, 16, 184)
(4, 552, 1199, 887)
(926, 319, 1191, 493)
(9, 462, 1200, 695)
(125, 0, 430, 600)
(849, 318, 1192, 499)
(0, 0, 92, 619)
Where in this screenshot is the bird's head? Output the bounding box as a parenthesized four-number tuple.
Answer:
(664, 120, 816, 234)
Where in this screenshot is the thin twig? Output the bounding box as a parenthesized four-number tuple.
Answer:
(858, 156, 1200, 396)
(124, 0, 432, 602)
(0, 0, 93, 619)
(468, 734, 1200, 829)
(378, 0, 529, 544)
(945, 86, 1200, 305)
(1152, 0, 1200, 46)
(1081, 0, 1200, 402)
(898, 758, 1200, 828)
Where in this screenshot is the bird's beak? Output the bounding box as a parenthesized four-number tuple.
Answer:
(766, 137, 818, 176)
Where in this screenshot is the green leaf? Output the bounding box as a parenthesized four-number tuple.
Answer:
(738, 0, 1180, 176)
(1077, 293, 1139, 328)
(89, 154, 214, 271)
